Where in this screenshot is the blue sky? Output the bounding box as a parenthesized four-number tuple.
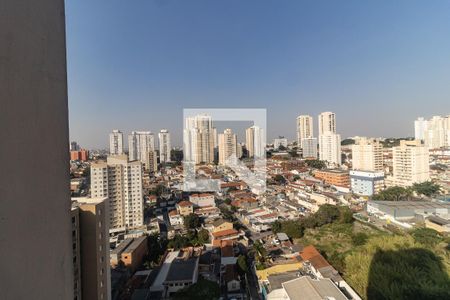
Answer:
(66, 0, 450, 148)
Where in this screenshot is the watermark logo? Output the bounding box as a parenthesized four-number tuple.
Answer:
(182, 108, 266, 194)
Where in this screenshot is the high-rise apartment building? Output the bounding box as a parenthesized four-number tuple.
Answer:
(159, 129, 171, 163)
(318, 112, 341, 165)
(1, 1, 73, 297)
(72, 197, 111, 300)
(245, 125, 265, 158)
(415, 115, 450, 149)
(319, 133, 342, 165)
(236, 143, 244, 159)
(351, 137, 383, 172)
(318, 112, 336, 135)
(218, 129, 237, 165)
(91, 155, 143, 229)
(128, 131, 155, 170)
(71, 206, 82, 300)
(147, 150, 158, 173)
(184, 114, 215, 164)
(414, 117, 428, 141)
(70, 149, 89, 161)
(392, 140, 430, 187)
(110, 129, 124, 155)
(296, 115, 314, 146)
(71, 141, 80, 151)
(302, 137, 318, 159)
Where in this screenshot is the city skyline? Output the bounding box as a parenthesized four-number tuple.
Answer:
(67, 0, 450, 148)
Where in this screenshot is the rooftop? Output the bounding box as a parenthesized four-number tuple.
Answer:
(123, 236, 147, 254)
(370, 200, 450, 210)
(282, 276, 348, 300)
(212, 229, 239, 238)
(164, 257, 198, 282)
(177, 200, 193, 207)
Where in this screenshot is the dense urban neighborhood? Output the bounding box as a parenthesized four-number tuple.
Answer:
(69, 113, 450, 300)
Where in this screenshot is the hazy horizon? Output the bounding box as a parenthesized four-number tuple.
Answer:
(66, 0, 450, 149)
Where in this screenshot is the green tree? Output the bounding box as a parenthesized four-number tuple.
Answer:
(412, 181, 441, 197)
(341, 138, 356, 146)
(173, 279, 220, 300)
(338, 206, 354, 224)
(150, 184, 166, 196)
(271, 220, 282, 233)
(237, 255, 248, 274)
(224, 198, 232, 205)
(167, 234, 191, 249)
(184, 213, 201, 229)
(372, 186, 413, 201)
(314, 204, 341, 226)
(197, 228, 210, 244)
(281, 220, 304, 238)
(305, 159, 327, 170)
(274, 174, 286, 184)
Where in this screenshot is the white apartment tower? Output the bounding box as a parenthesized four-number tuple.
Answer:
(109, 129, 124, 155)
(245, 125, 265, 158)
(392, 140, 430, 187)
(296, 115, 314, 146)
(318, 112, 336, 135)
(302, 137, 318, 159)
(159, 129, 171, 163)
(351, 137, 383, 172)
(218, 129, 238, 165)
(415, 115, 450, 149)
(318, 112, 341, 165)
(128, 131, 155, 170)
(90, 155, 143, 229)
(319, 133, 342, 166)
(184, 114, 216, 164)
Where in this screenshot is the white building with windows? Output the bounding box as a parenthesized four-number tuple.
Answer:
(184, 114, 215, 164)
(391, 140, 430, 187)
(91, 155, 143, 230)
(219, 129, 237, 165)
(319, 133, 341, 166)
(415, 115, 450, 149)
(274, 138, 288, 150)
(318, 112, 336, 136)
(109, 129, 124, 155)
(350, 170, 384, 196)
(128, 131, 155, 170)
(352, 137, 383, 172)
(302, 137, 318, 159)
(296, 115, 314, 146)
(246, 125, 265, 158)
(159, 129, 171, 163)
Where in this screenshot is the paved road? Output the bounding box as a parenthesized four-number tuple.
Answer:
(246, 256, 261, 300)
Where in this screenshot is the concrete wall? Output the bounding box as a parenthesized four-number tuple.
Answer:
(0, 1, 73, 299)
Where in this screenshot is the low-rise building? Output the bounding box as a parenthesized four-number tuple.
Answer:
(176, 200, 194, 216)
(169, 210, 184, 226)
(212, 219, 233, 233)
(350, 170, 384, 197)
(120, 236, 148, 272)
(189, 193, 215, 207)
(266, 276, 348, 300)
(314, 169, 350, 188)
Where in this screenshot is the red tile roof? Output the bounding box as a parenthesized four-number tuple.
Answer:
(212, 229, 239, 239)
(177, 200, 193, 207)
(299, 245, 330, 269)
